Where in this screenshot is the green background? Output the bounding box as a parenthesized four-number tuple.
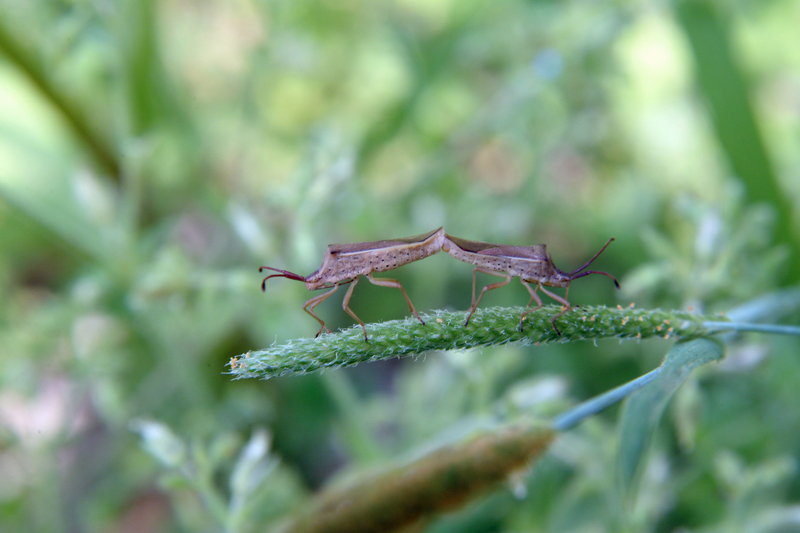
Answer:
(1, 0, 799, 531)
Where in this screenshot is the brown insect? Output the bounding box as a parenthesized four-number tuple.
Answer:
(260, 227, 446, 341)
(443, 234, 619, 332)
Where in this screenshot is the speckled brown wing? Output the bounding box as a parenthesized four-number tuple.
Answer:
(328, 227, 444, 254)
(476, 244, 549, 261)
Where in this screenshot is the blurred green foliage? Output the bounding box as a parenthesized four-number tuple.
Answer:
(0, 0, 799, 531)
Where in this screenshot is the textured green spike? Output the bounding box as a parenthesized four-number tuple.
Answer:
(230, 305, 721, 380)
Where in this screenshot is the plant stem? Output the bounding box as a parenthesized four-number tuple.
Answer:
(552, 367, 662, 431)
(703, 321, 800, 336)
(726, 287, 800, 322)
(231, 305, 717, 380)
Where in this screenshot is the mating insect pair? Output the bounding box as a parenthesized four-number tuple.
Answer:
(260, 227, 619, 341)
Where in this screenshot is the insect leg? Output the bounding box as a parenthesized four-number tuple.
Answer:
(518, 280, 543, 330)
(341, 277, 369, 342)
(366, 273, 426, 326)
(471, 268, 478, 307)
(540, 284, 571, 308)
(464, 269, 512, 326)
(539, 283, 572, 335)
(303, 284, 342, 337)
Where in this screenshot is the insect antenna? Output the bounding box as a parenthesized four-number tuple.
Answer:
(568, 238, 615, 275)
(566, 238, 619, 288)
(568, 269, 620, 288)
(259, 266, 307, 291)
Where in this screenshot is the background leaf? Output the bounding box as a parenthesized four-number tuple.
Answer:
(617, 338, 724, 501)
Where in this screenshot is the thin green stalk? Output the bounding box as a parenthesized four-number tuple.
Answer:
(552, 367, 662, 431)
(230, 305, 716, 380)
(703, 322, 800, 336)
(726, 287, 800, 323)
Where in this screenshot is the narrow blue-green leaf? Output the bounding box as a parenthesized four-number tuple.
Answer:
(703, 321, 800, 336)
(552, 367, 662, 432)
(616, 338, 724, 499)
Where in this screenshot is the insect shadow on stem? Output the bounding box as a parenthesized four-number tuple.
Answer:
(443, 235, 619, 334)
(260, 228, 446, 341)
